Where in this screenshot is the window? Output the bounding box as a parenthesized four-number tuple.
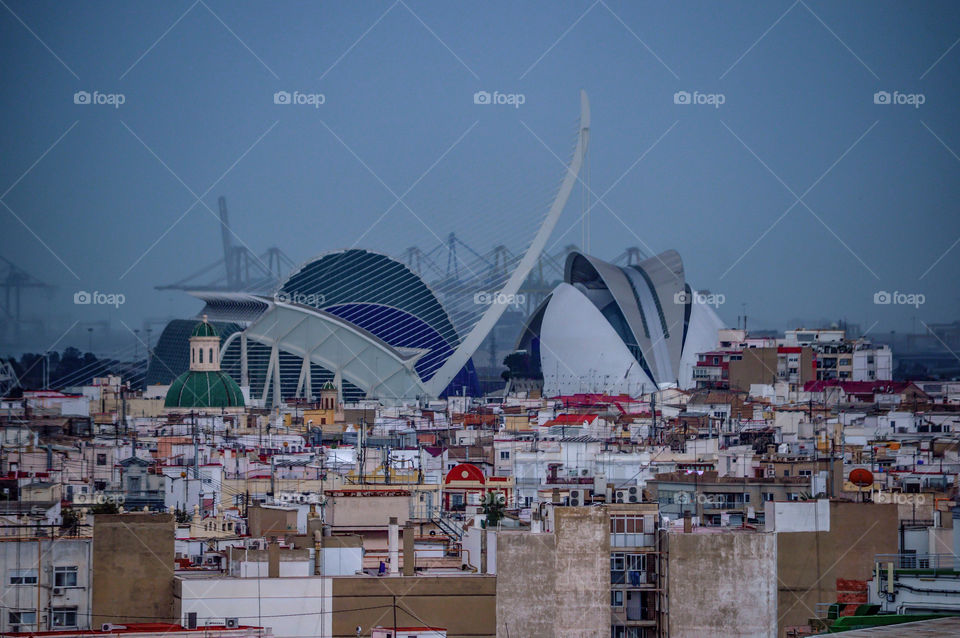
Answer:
(763, 493, 774, 502)
(499, 451, 509, 460)
(611, 590, 624, 607)
(799, 470, 812, 477)
(9, 569, 37, 585)
(54, 566, 78, 587)
(96, 453, 107, 466)
(199, 349, 203, 363)
(208, 348, 213, 363)
(625, 553, 645, 572)
(52, 608, 78, 628)
(8, 611, 36, 626)
(610, 515, 653, 548)
(611, 553, 625, 584)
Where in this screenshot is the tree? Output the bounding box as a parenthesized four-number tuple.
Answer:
(90, 502, 119, 515)
(60, 508, 80, 534)
(481, 492, 505, 528)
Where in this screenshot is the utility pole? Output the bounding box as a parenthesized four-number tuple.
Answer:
(358, 417, 365, 485)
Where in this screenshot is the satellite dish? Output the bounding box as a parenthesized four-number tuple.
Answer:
(849, 468, 874, 488)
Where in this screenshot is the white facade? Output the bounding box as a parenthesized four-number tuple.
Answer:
(535, 249, 725, 396)
(853, 345, 893, 381)
(178, 576, 332, 638)
(0, 538, 92, 633)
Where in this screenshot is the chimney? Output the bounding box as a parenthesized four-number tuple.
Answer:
(314, 530, 323, 576)
(551, 487, 560, 504)
(268, 541, 280, 578)
(531, 508, 542, 533)
(480, 528, 488, 574)
(683, 513, 692, 534)
(388, 517, 399, 575)
(402, 522, 415, 576)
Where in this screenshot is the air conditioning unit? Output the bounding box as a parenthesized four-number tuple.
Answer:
(627, 486, 640, 503)
(102, 624, 127, 632)
(568, 488, 592, 506)
(225, 618, 239, 629)
(614, 489, 626, 503)
(52, 587, 64, 596)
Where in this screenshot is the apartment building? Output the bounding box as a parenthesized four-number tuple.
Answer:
(0, 537, 93, 633)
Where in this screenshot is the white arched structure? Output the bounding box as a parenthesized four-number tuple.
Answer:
(240, 299, 429, 404)
(424, 90, 591, 397)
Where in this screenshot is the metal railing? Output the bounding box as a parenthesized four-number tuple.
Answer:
(876, 553, 960, 571)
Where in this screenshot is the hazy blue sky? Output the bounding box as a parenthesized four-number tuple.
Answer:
(1, 0, 959, 354)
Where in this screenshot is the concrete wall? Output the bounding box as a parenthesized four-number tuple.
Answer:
(177, 576, 331, 638)
(331, 575, 496, 638)
(667, 530, 778, 638)
(248, 505, 298, 538)
(765, 500, 830, 532)
(325, 495, 412, 528)
(92, 513, 175, 624)
(777, 501, 898, 637)
(496, 507, 609, 638)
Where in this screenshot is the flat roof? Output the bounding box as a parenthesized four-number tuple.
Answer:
(811, 616, 960, 636)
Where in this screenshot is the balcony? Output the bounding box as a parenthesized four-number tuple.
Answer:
(876, 552, 960, 574)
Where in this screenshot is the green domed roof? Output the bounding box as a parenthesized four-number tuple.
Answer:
(164, 370, 244, 409)
(191, 320, 218, 338)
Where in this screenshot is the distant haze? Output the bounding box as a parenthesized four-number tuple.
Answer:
(1, 1, 958, 357)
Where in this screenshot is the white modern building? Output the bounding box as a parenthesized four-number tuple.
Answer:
(518, 250, 725, 395)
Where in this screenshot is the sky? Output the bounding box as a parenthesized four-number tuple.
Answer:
(1, 0, 959, 356)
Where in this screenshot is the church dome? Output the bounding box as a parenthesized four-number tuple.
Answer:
(164, 370, 244, 409)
